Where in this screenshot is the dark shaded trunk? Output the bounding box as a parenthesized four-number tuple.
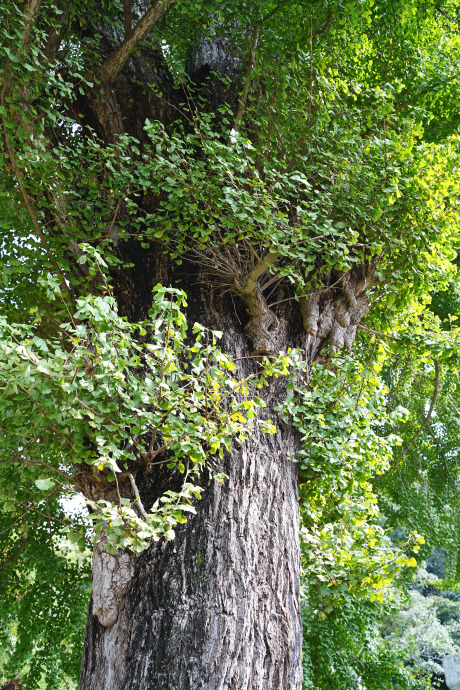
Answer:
(78, 283, 303, 690)
(79, 421, 302, 690)
(76, 246, 370, 688)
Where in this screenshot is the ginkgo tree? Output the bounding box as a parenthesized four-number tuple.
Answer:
(2, 0, 460, 688)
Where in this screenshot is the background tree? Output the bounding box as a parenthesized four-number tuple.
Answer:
(2, 0, 460, 688)
(0, 495, 90, 689)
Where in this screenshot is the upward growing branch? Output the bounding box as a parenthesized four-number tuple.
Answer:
(239, 251, 279, 296)
(21, 0, 42, 47)
(100, 0, 177, 82)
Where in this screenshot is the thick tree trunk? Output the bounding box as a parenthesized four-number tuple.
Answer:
(75, 249, 370, 688)
(71, 19, 371, 687)
(1, 2, 376, 687)
(79, 414, 302, 690)
(77, 277, 304, 689)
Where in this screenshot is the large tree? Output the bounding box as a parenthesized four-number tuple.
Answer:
(1, 0, 460, 688)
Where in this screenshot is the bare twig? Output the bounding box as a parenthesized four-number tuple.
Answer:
(233, 29, 260, 132)
(17, 501, 89, 542)
(16, 385, 73, 446)
(46, 499, 56, 556)
(312, 11, 333, 37)
(357, 324, 398, 341)
(355, 340, 378, 410)
(261, 1, 287, 23)
(434, 4, 457, 23)
(0, 67, 73, 302)
(0, 536, 26, 570)
(8, 453, 74, 482)
(128, 472, 149, 520)
(446, 392, 460, 418)
(0, 111, 73, 302)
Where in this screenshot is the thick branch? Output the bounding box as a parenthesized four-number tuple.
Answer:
(239, 251, 279, 296)
(101, 0, 176, 83)
(43, 0, 71, 58)
(123, 0, 133, 38)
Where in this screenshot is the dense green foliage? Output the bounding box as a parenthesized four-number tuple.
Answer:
(0, 496, 90, 689)
(0, 267, 288, 554)
(2, 0, 460, 687)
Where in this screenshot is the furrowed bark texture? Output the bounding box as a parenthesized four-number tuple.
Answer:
(74, 253, 305, 689)
(79, 383, 302, 690)
(76, 251, 370, 689)
(63, 16, 371, 688)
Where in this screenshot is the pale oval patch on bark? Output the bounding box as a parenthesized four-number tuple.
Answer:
(92, 541, 134, 627)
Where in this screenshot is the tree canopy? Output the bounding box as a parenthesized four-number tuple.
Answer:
(2, 0, 460, 687)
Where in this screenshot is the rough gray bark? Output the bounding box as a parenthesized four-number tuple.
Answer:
(79, 388, 302, 690)
(65, 13, 375, 688)
(76, 256, 372, 689)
